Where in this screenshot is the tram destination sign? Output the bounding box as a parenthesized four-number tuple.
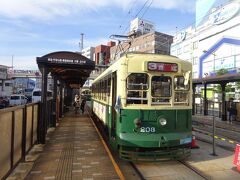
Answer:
(47, 58, 86, 65)
(147, 62, 178, 72)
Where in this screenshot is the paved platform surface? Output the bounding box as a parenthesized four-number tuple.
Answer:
(187, 140, 240, 179)
(25, 112, 119, 180)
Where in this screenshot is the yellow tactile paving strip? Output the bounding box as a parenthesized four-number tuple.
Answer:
(25, 113, 119, 180)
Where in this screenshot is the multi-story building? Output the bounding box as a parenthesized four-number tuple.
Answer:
(171, 0, 240, 79)
(110, 31, 173, 61)
(82, 47, 95, 61)
(95, 41, 116, 65)
(0, 65, 11, 96)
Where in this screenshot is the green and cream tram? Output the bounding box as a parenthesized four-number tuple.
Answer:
(91, 53, 192, 161)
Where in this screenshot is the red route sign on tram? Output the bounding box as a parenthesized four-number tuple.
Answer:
(148, 62, 178, 72)
(233, 144, 240, 171)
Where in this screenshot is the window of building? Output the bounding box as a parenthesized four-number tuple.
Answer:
(193, 71, 198, 78)
(5, 83, 12, 86)
(193, 41, 198, 49)
(177, 48, 182, 55)
(184, 45, 190, 53)
(192, 57, 198, 65)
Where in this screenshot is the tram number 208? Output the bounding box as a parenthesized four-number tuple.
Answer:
(140, 127, 156, 133)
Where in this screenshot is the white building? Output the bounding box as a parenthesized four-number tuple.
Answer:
(82, 47, 95, 61)
(171, 0, 240, 79)
(0, 65, 13, 96)
(130, 17, 155, 35)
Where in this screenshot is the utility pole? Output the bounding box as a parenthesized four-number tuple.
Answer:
(80, 33, 84, 53)
(211, 96, 217, 156)
(11, 55, 14, 69)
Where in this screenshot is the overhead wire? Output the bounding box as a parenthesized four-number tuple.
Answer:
(115, 0, 138, 35)
(113, 0, 154, 60)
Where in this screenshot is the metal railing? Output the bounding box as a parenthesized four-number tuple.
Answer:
(0, 103, 40, 179)
(195, 101, 223, 118)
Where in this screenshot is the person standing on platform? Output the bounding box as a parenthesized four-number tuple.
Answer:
(80, 98, 86, 114)
(228, 98, 237, 124)
(74, 94, 80, 114)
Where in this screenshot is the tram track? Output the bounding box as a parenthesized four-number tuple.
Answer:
(130, 160, 210, 180)
(87, 106, 211, 180)
(193, 119, 240, 143)
(177, 160, 210, 180)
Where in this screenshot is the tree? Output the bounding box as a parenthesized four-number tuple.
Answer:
(216, 68, 228, 76)
(214, 69, 233, 93)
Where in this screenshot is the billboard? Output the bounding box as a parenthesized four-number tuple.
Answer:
(196, 0, 239, 28)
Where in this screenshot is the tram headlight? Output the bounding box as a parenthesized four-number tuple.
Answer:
(134, 118, 142, 128)
(159, 118, 167, 126)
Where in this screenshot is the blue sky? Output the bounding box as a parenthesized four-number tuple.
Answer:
(0, 0, 195, 70)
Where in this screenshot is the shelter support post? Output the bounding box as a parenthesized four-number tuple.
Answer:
(221, 82, 227, 121)
(59, 82, 64, 118)
(192, 84, 196, 115)
(39, 66, 49, 144)
(52, 76, 57, 127)
(203, 83, 208, 115)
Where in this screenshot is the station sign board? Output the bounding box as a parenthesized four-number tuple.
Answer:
(47, 58, 87, 65)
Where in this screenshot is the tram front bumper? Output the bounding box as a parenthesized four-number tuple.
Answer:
(119, 132, 192, 148)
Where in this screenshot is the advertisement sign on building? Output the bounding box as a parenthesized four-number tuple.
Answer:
(196, 0, 240, 28)
(130, 17, 155, 34)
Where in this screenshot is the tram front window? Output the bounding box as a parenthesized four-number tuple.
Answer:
(174, 76, 189, 104)
(126, 73, 148, 104)
(151, 76, 171, 103)
(174, 76, 189, 90)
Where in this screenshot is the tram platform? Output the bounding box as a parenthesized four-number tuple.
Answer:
(8, 110, 119, 180)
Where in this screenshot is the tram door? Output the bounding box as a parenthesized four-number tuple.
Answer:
(111, 72, 117, 137)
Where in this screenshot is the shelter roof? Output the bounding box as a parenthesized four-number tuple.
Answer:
(37, 51, 95, 87)
(193, 73, 240, 85)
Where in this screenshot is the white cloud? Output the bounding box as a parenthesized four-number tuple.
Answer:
(0, 0, 195, 21)
(63, 37, 112, 48)
(152, 0, 195, 13)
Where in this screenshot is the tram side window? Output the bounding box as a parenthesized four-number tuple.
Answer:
(92, 85, 95, 98)
(151, 76, 171, 103)
(97, 83, 100, 99)
(103, 79, 107, 101)
(100, 81, 103, 100)
(126, 73, 148, 104)
(107, 77, 111, 96)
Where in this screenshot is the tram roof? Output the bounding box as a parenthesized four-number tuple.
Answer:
(93, 53, 191, 83)
(37, 51, 95, 87)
